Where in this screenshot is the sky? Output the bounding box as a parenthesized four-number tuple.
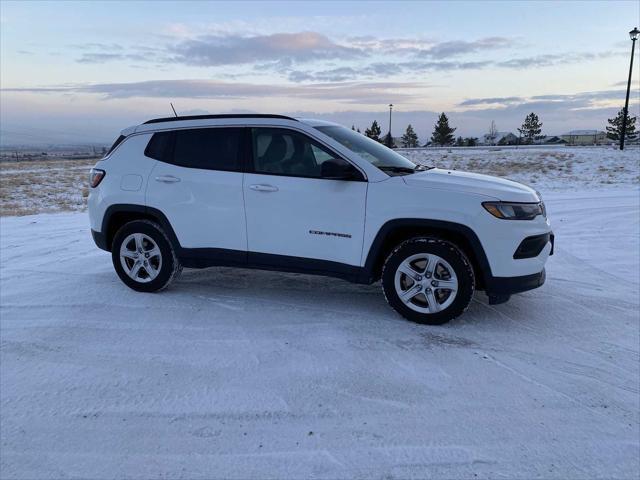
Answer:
(1, 0, 639, 145)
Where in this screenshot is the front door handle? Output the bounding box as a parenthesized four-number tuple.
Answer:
(249, 184, 279, 192)
(155, 175, 181, 183)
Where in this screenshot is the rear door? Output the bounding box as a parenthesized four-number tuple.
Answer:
(145, 127, 247, 255)
(243, 127, 367, 267)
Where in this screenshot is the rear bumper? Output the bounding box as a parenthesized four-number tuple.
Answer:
(91, 229, 109, 251)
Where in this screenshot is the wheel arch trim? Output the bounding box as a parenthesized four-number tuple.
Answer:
(361, 218, 493, 286)
(101, 203, 182, 252)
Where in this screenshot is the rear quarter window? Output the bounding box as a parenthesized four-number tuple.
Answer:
(144, 131, 174, 162)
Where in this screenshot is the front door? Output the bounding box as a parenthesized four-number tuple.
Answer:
(243, 127, 367, 267)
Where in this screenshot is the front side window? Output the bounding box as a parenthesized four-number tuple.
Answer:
(251, 128, 341, 178)
(145, 128, 242, 171)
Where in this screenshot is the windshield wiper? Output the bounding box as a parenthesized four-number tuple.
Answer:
(378, 164, 432, 175)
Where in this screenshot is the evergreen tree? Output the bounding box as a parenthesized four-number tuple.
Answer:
(606, 108, 637, 141)
(430, 113, 456, 146)
(364, 120, 382, 142)
(401, 124, 419, 147)
(383, 132, 396, 148)
(455, 136, 465, 146)
(351, 125, 356, 131)
(357, 128, 361, 133)
(465, 137, 478, 147)
(517, 112, 543, 144)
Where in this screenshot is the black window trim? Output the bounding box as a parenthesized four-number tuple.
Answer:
(144, 126, 245, 173)
(245, 126, 367, 182)
(105, 134, 127, 158)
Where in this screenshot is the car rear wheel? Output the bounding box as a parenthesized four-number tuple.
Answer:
(111, 220, 182, 292)
(382, 237, 474, 325)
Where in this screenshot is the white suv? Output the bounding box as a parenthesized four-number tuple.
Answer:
(88, 114, 553, 324)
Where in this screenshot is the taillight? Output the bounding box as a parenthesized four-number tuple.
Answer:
(89, 168, 106, 188)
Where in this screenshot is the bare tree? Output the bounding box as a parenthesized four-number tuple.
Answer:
(487, 120, 498, 145)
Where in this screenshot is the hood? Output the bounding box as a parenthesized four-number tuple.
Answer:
(403, 168, 539, 202)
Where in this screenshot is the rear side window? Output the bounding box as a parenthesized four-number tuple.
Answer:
(174, 128, 242, 171)
(145, 128, 242, 171)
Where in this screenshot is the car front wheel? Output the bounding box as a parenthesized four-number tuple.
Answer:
(382, 237, 475, 325)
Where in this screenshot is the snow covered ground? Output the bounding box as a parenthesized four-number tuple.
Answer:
(1, 186, 638, 479)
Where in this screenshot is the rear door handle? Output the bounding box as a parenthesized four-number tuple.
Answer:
(249, 184, 278, 192)
(155, 175, 181, 183)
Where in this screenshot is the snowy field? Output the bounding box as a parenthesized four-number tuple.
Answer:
(1, 185, 639, 479)
(0, 146, 638, 216)
(398, 145, 639, 190)
(0, 158, 91, 216)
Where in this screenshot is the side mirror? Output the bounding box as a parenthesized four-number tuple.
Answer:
(320, 158, 362, 181)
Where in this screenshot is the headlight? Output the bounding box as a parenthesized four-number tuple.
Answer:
(482, 201, 544, 220)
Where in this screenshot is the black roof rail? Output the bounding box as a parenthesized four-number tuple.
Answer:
(143, 114, 298, 125)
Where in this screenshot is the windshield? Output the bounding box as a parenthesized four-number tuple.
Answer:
(314, 125, 420, 171)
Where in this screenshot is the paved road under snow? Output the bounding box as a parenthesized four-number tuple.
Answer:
(1, 188, 638, 479)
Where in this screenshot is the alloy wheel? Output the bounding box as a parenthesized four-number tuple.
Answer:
(119, 233, 162, 283)
(393, 253, 458, 314)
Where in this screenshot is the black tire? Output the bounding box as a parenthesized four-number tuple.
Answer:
(111, 219, 182, 293)
(382, 237, 474, 325)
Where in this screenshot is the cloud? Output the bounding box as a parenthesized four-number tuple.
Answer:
(1, 79, 423, 104)
(529, 89, 628, 103)
(70, 42, 124, 51)
(68, 30, 621, 89)
(460, 90, 629, 110)
(77, 52, 149, 63)
(169, 31, 364, 67)
(346, 35, 436, 55)
(418, 37, 513, 58)
(288, 67, 361, 83)
(459, 96, 525, 106)
(288, 59, 493, 82)
(496, 51, 625, 69)
(71, 32, 514, 72)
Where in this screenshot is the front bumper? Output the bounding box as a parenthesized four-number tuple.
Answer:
(487, 268, 546, 295)
(484, 268, 546, 305)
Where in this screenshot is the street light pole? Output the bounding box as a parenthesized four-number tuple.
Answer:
(620, 27, 639, 150)
(387, 104, 393, 147)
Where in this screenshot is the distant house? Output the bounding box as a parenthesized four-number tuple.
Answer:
(482, 132, 518, 145)
(534, 135, 567, 145)
(543, 136, 568, 145)
(561, 130, 606, 145)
